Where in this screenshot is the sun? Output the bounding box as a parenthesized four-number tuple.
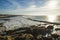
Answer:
(47, 15, 56, 22)
(45, 0, 58, 9)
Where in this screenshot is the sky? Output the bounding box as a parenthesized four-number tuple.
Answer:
(0, 0, 60, 15)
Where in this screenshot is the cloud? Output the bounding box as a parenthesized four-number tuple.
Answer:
(0, 0, 60, 15)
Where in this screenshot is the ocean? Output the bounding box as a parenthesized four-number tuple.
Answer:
(0, 15, 60, 33)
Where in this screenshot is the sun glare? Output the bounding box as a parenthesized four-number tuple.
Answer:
(45, 0, 58, 9)
(47, 15, 56, 22)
